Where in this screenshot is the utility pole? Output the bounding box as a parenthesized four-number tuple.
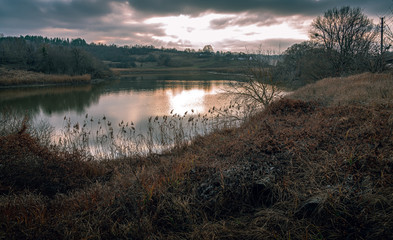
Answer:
(381, 17, 385, 71)
(381, 17, 384, 56)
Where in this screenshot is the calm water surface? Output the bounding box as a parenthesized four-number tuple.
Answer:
(0, 72, 240, 139)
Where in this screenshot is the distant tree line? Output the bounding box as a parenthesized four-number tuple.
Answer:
(0, 36, 111, 78)
(0, 34, 248, 73)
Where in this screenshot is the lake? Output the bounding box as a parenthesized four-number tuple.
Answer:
(0, 72, 242, 157)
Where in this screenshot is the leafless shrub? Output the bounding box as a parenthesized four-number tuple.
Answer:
(225, 49, 282, 114)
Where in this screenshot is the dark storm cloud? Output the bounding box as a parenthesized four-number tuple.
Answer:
(0, 0, 166, 45)
(210, 13, 279, 30)
(13, 0, 104, 28)
(127, 0, 387, 17)
(0, 0, 123, 29)
(0, 0, 390, 50)
(0, 0, 389, 32)
(0, 0, 48, 29)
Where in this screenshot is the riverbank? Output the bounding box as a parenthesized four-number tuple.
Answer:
(0, 67, 92, 88)
(1, 72, 392, 239)
(0, 66, 242, 88)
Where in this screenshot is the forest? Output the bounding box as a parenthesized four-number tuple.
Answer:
(0, 35, 245, 79)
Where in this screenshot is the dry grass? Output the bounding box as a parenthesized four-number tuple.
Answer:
(0, 123, 108, 196)
(289, 72, 393, 106)
(0, 73, 393, 239)
(0, 67, 91, 87)
(0, 84, 92, 101)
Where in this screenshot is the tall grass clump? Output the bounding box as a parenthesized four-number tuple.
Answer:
(0, 109, 109, 197)
(0, 108, 53, 146)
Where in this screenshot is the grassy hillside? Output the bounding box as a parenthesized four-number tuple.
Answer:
(290, 72, 393, 106)
(1, 72, 392, 239)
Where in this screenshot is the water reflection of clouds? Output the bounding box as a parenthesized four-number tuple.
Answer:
(39, 85, 224, 133)
(84, 91, 171, 126)
(15, 78, 236, 140)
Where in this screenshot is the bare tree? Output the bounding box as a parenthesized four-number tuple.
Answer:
(227, 49, 282, 110)
(310, 6, 377, 75)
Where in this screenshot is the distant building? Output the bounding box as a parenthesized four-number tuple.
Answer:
(0, 33, 4, 38)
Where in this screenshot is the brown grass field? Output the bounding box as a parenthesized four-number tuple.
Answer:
(290, 72, 393, 106)
(0, 72, 392, 239)
(0, 67, 91, 87)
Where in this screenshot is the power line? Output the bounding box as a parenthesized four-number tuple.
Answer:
(378, 0, 393, 18)
(385, 24, 393, 44)
(378, 7, 392, 19)
(376, 1, 393, 50)
(384, 15, 393, 25)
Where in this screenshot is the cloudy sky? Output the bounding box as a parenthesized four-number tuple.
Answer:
(0, 0, 391, 52)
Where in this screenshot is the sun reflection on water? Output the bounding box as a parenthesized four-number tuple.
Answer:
(166, 89, 207, 115)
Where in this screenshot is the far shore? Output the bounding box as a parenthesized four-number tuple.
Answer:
(110, 66, 244, 75)
(0, 67, 92, 88)
(0, 66, 245, 88)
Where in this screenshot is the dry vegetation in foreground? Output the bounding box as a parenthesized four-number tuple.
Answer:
(290, 72, 393, 106)
(1, 73, 393, 239)
(0, 67, 91, 87)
